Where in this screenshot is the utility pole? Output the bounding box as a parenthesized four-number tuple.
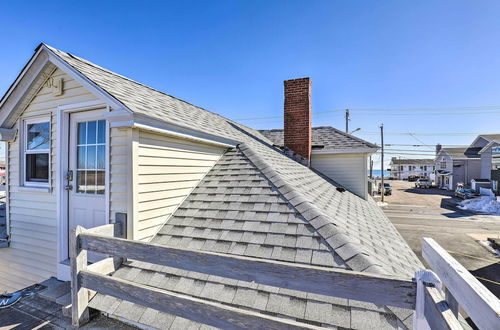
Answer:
(380, 124, 385, 202)
(399, 156, 401, 180)
(369, 155, 373, 179)
(345, 109, 350, 133)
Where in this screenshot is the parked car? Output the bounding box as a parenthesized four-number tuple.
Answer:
(408, 175, 425, 182)
(454, 187, 476, 199)
(378, 182, 392, 196)
(415, 178, 432, 188)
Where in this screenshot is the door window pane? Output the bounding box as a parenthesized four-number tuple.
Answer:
(87, 171, 96, 194)
(78, 122, 87, 145)
(75, 120, 106, 194)
(77, 170, 86, 193)
(77, 146, 86, 169)
(87, 121, 97, 144)
(26, 154, 49, 182)
(97, 145, 105, 169)
(96, 171, 105, 194)
(97, 120, 105, 144)
(86, 146, 96, 169)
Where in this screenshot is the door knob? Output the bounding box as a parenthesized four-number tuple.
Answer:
(64, 184, 73, 191)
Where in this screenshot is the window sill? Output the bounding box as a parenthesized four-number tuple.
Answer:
(18, 186, 51, 193)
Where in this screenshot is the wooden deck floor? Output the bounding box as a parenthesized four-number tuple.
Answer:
(0, 280, 137, 329)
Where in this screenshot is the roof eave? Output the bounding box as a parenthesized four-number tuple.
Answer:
(107, 112, 239, 148)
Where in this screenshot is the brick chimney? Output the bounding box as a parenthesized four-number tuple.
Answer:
(284, 77, 312, 161)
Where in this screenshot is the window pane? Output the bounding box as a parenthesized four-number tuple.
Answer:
(87, 121, 97, 144)
(96, 171, 105, 194)
(26, 153, 49, 182)
(27, 122, 50, 150)
(87, 146, 96, 169)
(78, 122, 87, 145)
(97, 145, 105, 169)
(77, 146, 86, 169)
(97, 120, 106, 144)
(87, 171, 96, 194)
(77, 170, 86, 193)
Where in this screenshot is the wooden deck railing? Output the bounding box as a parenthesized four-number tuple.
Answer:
(70, 224, 500, 329)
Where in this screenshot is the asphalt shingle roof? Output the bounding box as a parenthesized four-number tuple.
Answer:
(478, 134, 500, 142)
(259, 126, 378, 151)
(441, 147, 481, 159)
(44, 45, 422, 329)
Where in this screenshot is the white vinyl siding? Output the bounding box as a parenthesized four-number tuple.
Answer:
(109, 127, 130, 230)
(135, 130, 225, 241)
(0, 68, 99, 292)
(311, 153, 368, 199)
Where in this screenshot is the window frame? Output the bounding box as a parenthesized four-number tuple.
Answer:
(22, 116, 51, 188)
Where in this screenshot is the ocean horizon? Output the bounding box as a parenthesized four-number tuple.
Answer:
(368, 170, 390, 178)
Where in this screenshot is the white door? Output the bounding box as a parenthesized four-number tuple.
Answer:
(67, 110, 107, 239)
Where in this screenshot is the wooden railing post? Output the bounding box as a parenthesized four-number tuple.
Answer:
(413, 269, 441, 330)
(445, 288, 459, 318)
(70, 225, 89, 327)
(422, 237, 500, 329)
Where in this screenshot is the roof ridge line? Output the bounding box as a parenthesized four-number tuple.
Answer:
(237, 142, 387, 275)
(44, 44, 239, 124)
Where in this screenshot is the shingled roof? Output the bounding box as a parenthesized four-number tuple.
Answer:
(440, 147, 481, 159)
(41, 45, 422, 329)
(259, 126, 378, 151)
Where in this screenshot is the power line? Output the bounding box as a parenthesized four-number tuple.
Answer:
(357, 131, 489, 136)
(235, 105, 500, 121)
(234, 105, 500, 121)
(384, 144, 466, 147)
(384, 149, 436, 152)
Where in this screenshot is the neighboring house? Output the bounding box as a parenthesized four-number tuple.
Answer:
(434, 146, 481, 190)
(388, 158, 435, 180)
(0, 45, 422, 329)
(260, 127, 378, 199)
(467, 134, 500, 194)
(470, 134, 500, 178)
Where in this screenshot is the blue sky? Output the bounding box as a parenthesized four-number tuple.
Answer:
(1, 1, 500, 168)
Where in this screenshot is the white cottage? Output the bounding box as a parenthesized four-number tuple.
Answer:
(0, 44, 235, 291)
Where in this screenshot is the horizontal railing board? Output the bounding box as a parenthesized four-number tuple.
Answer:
(424, 286, 464, 330)
(85, 223, 123, 238)
(82, 270, 317, 330)
(422, 238, 500, 330)
(79, 233, 417, 309)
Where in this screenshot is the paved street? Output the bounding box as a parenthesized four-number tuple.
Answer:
(379, 180, 500, 297)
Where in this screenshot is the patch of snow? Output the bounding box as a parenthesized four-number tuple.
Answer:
(377, 202, 388, 207)
(479, 187, 495, 196)
(458, 195, 500, 215)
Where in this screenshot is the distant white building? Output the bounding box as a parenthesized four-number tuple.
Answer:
(389, 158, 435, 180)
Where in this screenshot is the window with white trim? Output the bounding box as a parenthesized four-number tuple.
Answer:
(23, 118, 50, 187)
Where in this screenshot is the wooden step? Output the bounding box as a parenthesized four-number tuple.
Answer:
(39, 281, 70, 302)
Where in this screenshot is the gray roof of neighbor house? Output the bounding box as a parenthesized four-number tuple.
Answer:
(42, 44, 422, 329)
(259, 126, 378, 151)
(440, 147, 481, 159)
(390, 158, 434, 165)
(477, 134, 500, 142)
